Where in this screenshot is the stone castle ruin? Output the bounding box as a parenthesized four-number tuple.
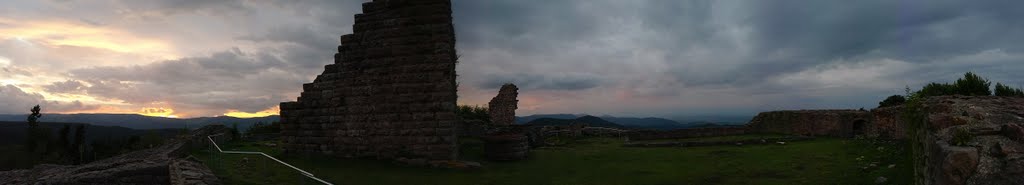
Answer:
(488, 84, 519, 126)
(910, 96, 1024, 185)
(746, 110, 873, 138)
(745, 96, 1024, 184)
(279, 0, 460, 160)
(746, 109, 906, 139)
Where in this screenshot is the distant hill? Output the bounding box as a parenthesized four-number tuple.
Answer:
(599, 116, 690, 130)
(672, 115, 753, 125)
(575, 116, 628, 129)
(523, 116, 626, 129)
(515, 114, 582, 124)
(0, 114, 279, 131)
(685, 122, 747, 129)
(0, 121, 181, 145)
(516, 114, 690, 130)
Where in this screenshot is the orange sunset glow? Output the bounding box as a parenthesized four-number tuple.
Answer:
(223, 106, 281, 118)
(138, 107, 178, 118)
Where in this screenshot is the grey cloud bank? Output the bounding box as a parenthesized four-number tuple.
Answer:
(0, 0, 1022, 118)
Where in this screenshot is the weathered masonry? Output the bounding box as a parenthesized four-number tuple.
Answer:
(910, 96, 1024, 185)
(746, 110, 872, 138)
(746, 108, 908, 139)
(279, 0, 459, 160)
(488, 84, 519, 126)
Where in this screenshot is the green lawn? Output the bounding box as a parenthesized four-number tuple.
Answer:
(630, 134, 795, 143)
(192, 136, 911, 185)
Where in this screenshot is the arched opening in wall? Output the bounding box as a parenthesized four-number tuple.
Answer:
(852, 120, 867, 137)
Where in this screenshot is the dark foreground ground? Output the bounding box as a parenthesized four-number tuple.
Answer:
(193, 135, 911, 185)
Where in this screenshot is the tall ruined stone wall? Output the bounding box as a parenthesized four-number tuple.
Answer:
(746, 110, 871, 137)
(279, 0, 459, 160)
(488, 84, 518, 126)
(910, 96, 1024, 185)
(869, 106, 907, 139)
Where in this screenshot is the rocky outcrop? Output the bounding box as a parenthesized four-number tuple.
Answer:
(488, 84, 519, 126)
(169, 158, 221, 185)
(0, 125, 228, 185)
(746, 110, 871, 137)
(279, 0, 459, 160)
(912, 96, 1024, 185)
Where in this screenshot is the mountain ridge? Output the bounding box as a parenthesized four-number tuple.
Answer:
(0, 113, 279, 131)
(515, 113, 751, 130)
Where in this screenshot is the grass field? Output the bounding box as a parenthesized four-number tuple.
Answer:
(193, 136, 911, 185)
(629, 134, 795, 143)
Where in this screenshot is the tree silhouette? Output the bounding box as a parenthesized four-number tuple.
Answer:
(995, 83, 1024, 96)
(952, 72, 991, 96)
(72, 125, 86, 164)
(58, 124, 70, 161)
(878, 95, 906, 108)
(24, 105, 43, 152)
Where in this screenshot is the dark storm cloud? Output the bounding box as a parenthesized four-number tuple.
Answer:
(452, 0, 602, 53)
(112, 0, 253, 18)
(236, 26, 337, 50)
(724, 0, 1024, 84)
(63, 48, 310, 114)
(43, 80, 86, 93)
(9, 0, 1024, 117)
(455, 0, 1024, 85)
(478, 73, 602, 91)
(447, 0, 1024, 116)
(0, 85, 97, 113)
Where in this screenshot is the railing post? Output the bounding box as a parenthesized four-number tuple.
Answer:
(263, 156, 269, 181)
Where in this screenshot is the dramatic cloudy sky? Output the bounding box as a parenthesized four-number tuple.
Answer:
(1, 0, 1022, 118)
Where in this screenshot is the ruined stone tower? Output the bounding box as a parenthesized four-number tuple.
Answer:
(279, 0, 458, 160)
(488, 84, 519, 125)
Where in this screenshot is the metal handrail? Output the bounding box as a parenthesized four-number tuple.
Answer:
(206, 133, 334, 185)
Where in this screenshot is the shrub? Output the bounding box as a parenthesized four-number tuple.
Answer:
(952, 72, 991, 96)
(878, 95, 906, 108)
(951, 127, 973, 146)
(247, 121, 281, 135)
(994, 83, 1024, 97)
(231, 123, 241, 141)
(917, 83, 956, 97)
(914, 72, 994, 98)
(457, 105, 490, 122)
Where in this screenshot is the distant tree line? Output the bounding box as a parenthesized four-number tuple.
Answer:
(878, 72, 1024, 108)
(457, 105, 490, 123)
(3, 105, 168, 171)
(246, 121, 281, 135)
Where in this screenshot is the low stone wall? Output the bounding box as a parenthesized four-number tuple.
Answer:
(625, 127, 747, 141)
(746, 110, 871, 137)
(0, 125, 229, 185)
(909, 96, 1024, 185)
(870, 106, 907, 139)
